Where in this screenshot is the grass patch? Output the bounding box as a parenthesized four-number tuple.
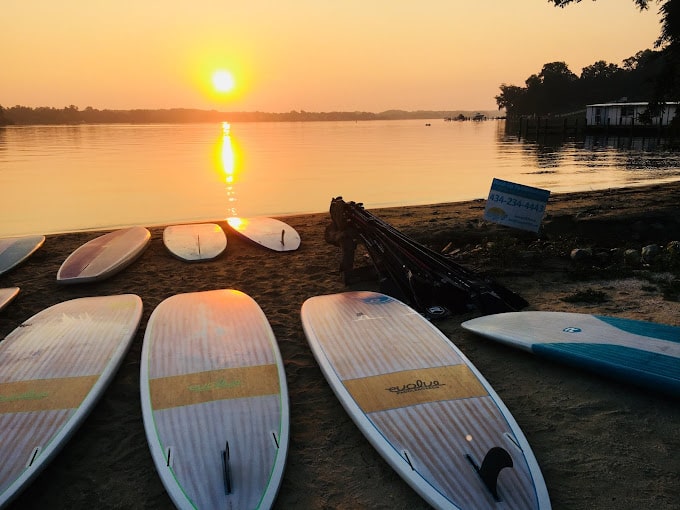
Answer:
(560, 288, 608, 304)
(660, 279, 680, 301)
(484, 237, 524, 267)
(642, 273, 680, 302)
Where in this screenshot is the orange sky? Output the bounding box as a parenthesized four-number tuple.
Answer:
(1, 1, 663, 112)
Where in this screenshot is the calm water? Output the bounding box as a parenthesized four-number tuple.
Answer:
(2, 119, 680, 237)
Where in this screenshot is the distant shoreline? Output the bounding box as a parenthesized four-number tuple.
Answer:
(0, 107, 502, 126)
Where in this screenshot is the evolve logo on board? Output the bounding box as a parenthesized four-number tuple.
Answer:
(386, 378, 445, 395)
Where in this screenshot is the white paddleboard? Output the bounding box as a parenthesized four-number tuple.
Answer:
(57, 226, 150, 284)
(0, 288, 20, 312)
(163, 223, 227, 261)
(226, 217, 300, 252)
(0, 235, 45, 276)
(462, 311, 680, 397)
(141, 289, 289, 510)
(0, 294, 143, 508)
(301, 291, 550, 510)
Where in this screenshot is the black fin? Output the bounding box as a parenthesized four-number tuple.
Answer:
(222, 441, 232, 495)
(477, 446, 513, 500)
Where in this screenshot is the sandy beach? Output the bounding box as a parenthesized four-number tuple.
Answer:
(1, 182, 679, 510)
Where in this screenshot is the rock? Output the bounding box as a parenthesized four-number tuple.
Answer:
(623, 248, 641, 265)
(594, 250, 611, 265)
(641, 244, 661, 263)
(570, 248, 592, 262)
(666, 241, 680, 265)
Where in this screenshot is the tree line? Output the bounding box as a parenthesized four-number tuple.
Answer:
(0, 106, 500, 126)
(497, 0, 680, 118)
(495, 49, 665, 116)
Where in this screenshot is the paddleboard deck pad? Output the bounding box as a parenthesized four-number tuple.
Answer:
(301, 291, 550, 510)
(226, 217, 300, 252)
(0, 294, 143, 507)
(462, 311, 680, 397)
(141, 289, 289, 510)
(163, 223, 227, 261)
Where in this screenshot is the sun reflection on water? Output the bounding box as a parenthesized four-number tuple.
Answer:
(226, 216, 246, 231)
(220, 121, 238, 218)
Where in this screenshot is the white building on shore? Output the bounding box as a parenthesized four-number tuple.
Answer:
(586, 102, 679, 128)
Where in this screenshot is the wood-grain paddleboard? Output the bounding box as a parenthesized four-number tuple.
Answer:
(301, 291, 550, 510)
(163, 223, 227, 262)
(0, 294, 143, 508)
(0, 235, 45, 276)
(56, 226, 150, 284)
(141, 289, 289, 510)
(462, 311, 680, 397)
(226, 217, 300, 252)
(0, 288, 20, 312)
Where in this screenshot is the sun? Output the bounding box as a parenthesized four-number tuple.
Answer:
(212, 70, 235, 93)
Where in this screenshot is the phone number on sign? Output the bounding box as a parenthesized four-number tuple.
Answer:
(488, 193, 546, 212)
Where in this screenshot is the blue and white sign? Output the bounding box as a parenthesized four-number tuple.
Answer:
(484, 178, 550, 233)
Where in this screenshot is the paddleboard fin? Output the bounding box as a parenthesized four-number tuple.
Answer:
(466, 446, 513, 501)
(222, 441, 232, 495)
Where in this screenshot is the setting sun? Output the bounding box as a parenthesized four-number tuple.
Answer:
(212, 70, 235, 93)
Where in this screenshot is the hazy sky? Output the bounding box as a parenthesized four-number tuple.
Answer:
(2, 1, 663, 112)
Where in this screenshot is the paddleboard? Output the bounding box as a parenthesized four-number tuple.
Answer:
(0, 288, 20, 312)
(226, 217, 300, 252)
(462, 311, 680, 397)
(0, 235, 45, 276)
(57, 226, 150, 284)
(301, 291, 550, 510)
(0, 294, 143, 508)
(163, 223, 227, 262)
(141, 289, 289, 510)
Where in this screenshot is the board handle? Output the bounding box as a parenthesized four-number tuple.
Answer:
(26, 447, 41, 468)
(222, 441, 232, 495)
(165, 447, 173, 468)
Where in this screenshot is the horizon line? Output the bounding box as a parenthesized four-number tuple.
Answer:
(2, 104, 503, 114)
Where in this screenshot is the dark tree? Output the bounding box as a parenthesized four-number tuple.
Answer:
(495, 2, 680, 115)
(495, 84, 528, 112)
(551, 0, 680, 101)
(0, 105, 8, 126)
(579, 61, 625, 104)
(536, 62, 579, 113)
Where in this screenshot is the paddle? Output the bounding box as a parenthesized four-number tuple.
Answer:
(333, 198, 528, 315)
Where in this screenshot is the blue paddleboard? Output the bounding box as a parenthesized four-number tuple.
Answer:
(462, 311, 680, 397)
